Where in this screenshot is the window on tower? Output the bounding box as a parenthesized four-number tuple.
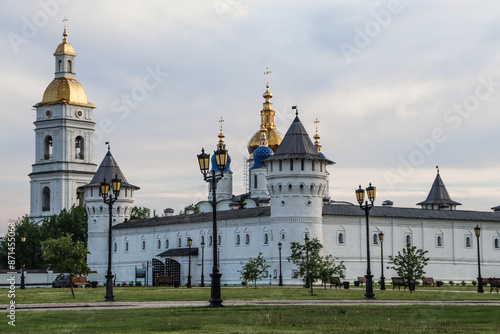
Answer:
(42, 187, 50, 211)
(75, 136, 84, 159)
(254, 174, 258, 189)
(44, 136, 53, 160)
(68, 60, 72, 72)
(58, 60, 62, 72)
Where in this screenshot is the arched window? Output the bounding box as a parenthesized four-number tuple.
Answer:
(270, 161, 273, 172)
(157, 239, 161, 249)
(113, 243, 117, 252)
(44, 136, 53, 160)
(466, 236, 471, 248)
(165, 239, 169, 249)
(437, 236, 443, 247)
(92, 207, 95, 215)
(373, 234, 379, 245)
(245, 233, 250, 245)
(125, 242, 129, 252)
(320, 162, 323, 172)
(290, 159, 293, 171)
(338, 233, 344, 244)
(279, 160, 282, 171)
(209, 235, 213, 246)
(288, 184, 292, 195)
(495, 238, 499, 249)
(300, 184, 304, 195)
(142, 240, 146, 250)
(67, 60, 72, 72)
(178, 238, 182, 247)
(254, 174, 258, 189)
(217, 234, 221, 246)
(312, 161, 315, 171)
(201, 235, 205, 245)
(117, 207, 121, 215)
(236, 234, 240, 245)
(42, 187, 50, 211)
(301, 159, 304, 171)
(264, 233, 269, 245)
(58, 59, 62, 72)
(406, 235, 412, 247)
(75, 136, 84, 159)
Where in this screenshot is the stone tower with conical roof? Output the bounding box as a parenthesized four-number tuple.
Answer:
(81, 147, 139, 284)
(265, 109, 334, 241)
(29, 29, 97, 221)
(416, 168, 461, 210)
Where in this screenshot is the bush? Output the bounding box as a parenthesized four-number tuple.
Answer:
(129, 281, 134, 287)
(472, 280, 477, 286)
(415, 281, 421, 286)
(448, 281, 454, 286)
(136, 281, 142, 287)
(461, 281, 467, 286)
(241, 281, 247, 286)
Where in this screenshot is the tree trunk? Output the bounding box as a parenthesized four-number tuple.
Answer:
(70, 274, 75, 298)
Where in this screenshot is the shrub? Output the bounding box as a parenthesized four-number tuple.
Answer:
(129, 281, 134, 287)
(472, 280, 477, 286)
(461, 281, 467, 286)
(136, 281, 142, 287)
(448, 281, 454, 286)
(241, 281, 247, 286)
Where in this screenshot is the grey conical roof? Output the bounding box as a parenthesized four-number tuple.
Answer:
(82, 150, 139, 189)
(416, 172, 460, 207)
(264, 115, 334, 164)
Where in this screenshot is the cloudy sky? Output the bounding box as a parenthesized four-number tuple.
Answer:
(2, 0, 500, 234)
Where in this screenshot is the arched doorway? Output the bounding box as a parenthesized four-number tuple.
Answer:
(152, 258, 181, 287)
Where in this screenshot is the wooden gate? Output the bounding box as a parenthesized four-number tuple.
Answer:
(152, 258, 181, 287)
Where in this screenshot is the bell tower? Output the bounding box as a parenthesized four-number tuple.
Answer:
(29, 28, 97, 221)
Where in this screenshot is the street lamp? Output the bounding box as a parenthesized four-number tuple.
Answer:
(100, 174, 121, 302)
(278, 242, 283, 286)
(378, 232, 385, 290)
(356, 183, 376, 299)
(187, 238, 192, 288)
(305, 235, 311, 294)
(474, 225, 484, 293)
(200, 240, 205, 287)
(197, 144, 228, 308)
(20, 235, 26, 290)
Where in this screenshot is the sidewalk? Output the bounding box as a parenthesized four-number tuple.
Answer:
(3, 299, 500, 312)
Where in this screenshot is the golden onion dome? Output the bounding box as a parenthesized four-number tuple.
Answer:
(54, 29, 76, 56)
(248, 128, 283, 154)
(35, 77, 94, 107)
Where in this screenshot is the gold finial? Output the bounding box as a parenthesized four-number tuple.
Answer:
(62, 17, 68, 41)
(314, 118, 321, 153)
(259, 126, 268, 147)
(264, 67, 272, 87)
(218, 117, 226, 148)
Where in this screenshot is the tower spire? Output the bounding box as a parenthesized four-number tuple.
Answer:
(314, 118, 321, 153)
(218, 117, 226, 149)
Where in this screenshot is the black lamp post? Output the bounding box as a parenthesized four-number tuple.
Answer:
(356, 183, 376, 299)
(20, 235, 26, 290)
(278, 242, 283, 286)
(100, 174, 121, 302)
(474, 225, 484, 293)
(200, 241, 205, 287)
(197, 144, 228, 308)
(305, 235, 311, 294)
(378, 232, 385, 290)
(187, 238, 192, 288)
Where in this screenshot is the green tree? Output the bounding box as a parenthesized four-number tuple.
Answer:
(319, 255, 346, 289)
(288, 238, 324, 295)
(0, 216, 46, 270)
(41, 234, 91, 298)
(130, 206, 151, 220)
(388, 246, 429, 293)
(238, 252, 270, 288)
(41, 205, 88, 246)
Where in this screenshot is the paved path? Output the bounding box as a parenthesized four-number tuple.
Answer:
(3, 299, 500, 312)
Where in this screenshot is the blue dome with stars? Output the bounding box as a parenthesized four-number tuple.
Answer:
(210, 154, 232, 173)
(252, 146, 274, 168)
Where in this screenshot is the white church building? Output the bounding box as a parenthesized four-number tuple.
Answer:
(31, 30, 500, 286)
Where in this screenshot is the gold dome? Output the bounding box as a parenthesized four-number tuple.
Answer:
(35, 77, 95, 107)
(248, 128, 283, 154)
(54, 29, 76, 56)
(247, 72, 283, 154)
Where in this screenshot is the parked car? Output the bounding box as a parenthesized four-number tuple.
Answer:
(52, 274, 71, 288)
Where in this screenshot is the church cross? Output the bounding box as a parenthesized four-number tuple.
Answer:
(264, 67, 272, 85)
(219, 117, 224, 132)
(63, 17, 68, 30)
(314, 118, 320, 133)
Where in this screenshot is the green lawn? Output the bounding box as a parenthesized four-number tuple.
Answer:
(3, 285, 500, 305)
(6, 305, 500, 333)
